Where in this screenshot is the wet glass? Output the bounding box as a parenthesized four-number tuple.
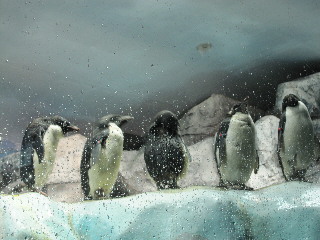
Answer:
(1, 1, 320, 239)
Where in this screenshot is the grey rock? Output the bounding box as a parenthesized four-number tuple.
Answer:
(119, 149, 157, 195)
(313, 119, 320, 139)
(315, 131, 320, 160)
(247, 115, 286, 189)
(47, 182, 84, 203)
(45, 134, 87, 202)
(179, 94, 264, 145)
(48, 134, 87, 185)
(179, 137, 219, 188)
(2, 115, 319, 202)
(0, 138, 18, 158)
(306, 162, 320, 184)
(0, 152, 20, 189)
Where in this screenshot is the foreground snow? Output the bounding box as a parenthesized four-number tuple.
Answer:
(1, 182, 320, 240)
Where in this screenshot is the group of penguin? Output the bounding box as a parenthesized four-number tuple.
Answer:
(19, 93, 317, 200)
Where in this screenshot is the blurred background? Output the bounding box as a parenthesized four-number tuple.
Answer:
(0, 0, 319, 154)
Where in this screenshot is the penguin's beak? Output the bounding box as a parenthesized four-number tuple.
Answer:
(241, 97, 249, 113)
(67, 125, 80, 132)
(243, 96, 249, 102)
(120, 116, 134, 126)
(121, 116, 134, 121)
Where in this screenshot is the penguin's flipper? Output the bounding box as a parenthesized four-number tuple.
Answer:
(166, 137, 186, 176)
(214, 118, 230, 185)
(90, 144, 102, 167)
(215, 118, 230, 168)
(80, 140, 93, 200)
(175, 136, 190, 179)
(90, 128, 110, 166)
(20, 139, 36, 187)
(20, 125, 46, 187)
(144, 125, 161, 180)
(20, 139, 35, 168)
(214, 133, 220, 167)
(32, 128, 45, 163)
(314, 135, 320, 161)
(277, 113, 286, 153)
(254, 150, 259, 174)
(277, 112, 287, 180)
(180, 136, 191, 162)
(80, 128, 110, 200)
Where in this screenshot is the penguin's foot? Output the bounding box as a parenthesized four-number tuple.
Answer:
(12, 183, 28, 193)
(30, 187, 48, 197)
(288, 169, 308, 182)
(29, 189, 48, 196)
(84, 196, 93, 201)
(218, 183, 254, 191)
(287, 177, 311, 183)
(30, 187, 49, 197)
(240, 185, 254, 191)
(167, 183, 180, 189)
(94, 188, 109, 200)
(38, 191, 48, 197)
(157, 181, 180, 190)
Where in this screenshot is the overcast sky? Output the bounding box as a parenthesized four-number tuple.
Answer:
(1, 0, 320, 147)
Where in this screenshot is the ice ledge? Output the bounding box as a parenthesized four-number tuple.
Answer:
(1, 182, 320, 240)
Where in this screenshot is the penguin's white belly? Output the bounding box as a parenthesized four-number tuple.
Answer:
(221, 115, 256, 184)
(34, 125, 63, 189)
(88, 123, 124, 199)
(282, 103, 314, 173)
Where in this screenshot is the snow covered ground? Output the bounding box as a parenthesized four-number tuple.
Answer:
(1, 182, 320, 240)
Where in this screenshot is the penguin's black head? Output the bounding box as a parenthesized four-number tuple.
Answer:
(153, 110, 179, 135)
(50, 116, 80, 134)
(229, 97, 249, 116)
(282, 94, 300, 111)
(97, 114, 134, 129)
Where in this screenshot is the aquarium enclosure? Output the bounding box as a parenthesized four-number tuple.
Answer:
(1, 1, 320, 239)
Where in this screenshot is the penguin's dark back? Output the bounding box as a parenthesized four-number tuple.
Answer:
(144, 134, 185, 179)
(20, 118, 50, 187)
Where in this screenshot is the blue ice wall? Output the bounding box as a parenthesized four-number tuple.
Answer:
(1, 182, 320, 240)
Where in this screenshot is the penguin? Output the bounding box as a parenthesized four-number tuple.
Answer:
(20, 116, 79, 193)
(278, 94, 315, 181)
(80, 114, 133, 200)
(214, 98, 259, 190)
(144, 110, 190, 190)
